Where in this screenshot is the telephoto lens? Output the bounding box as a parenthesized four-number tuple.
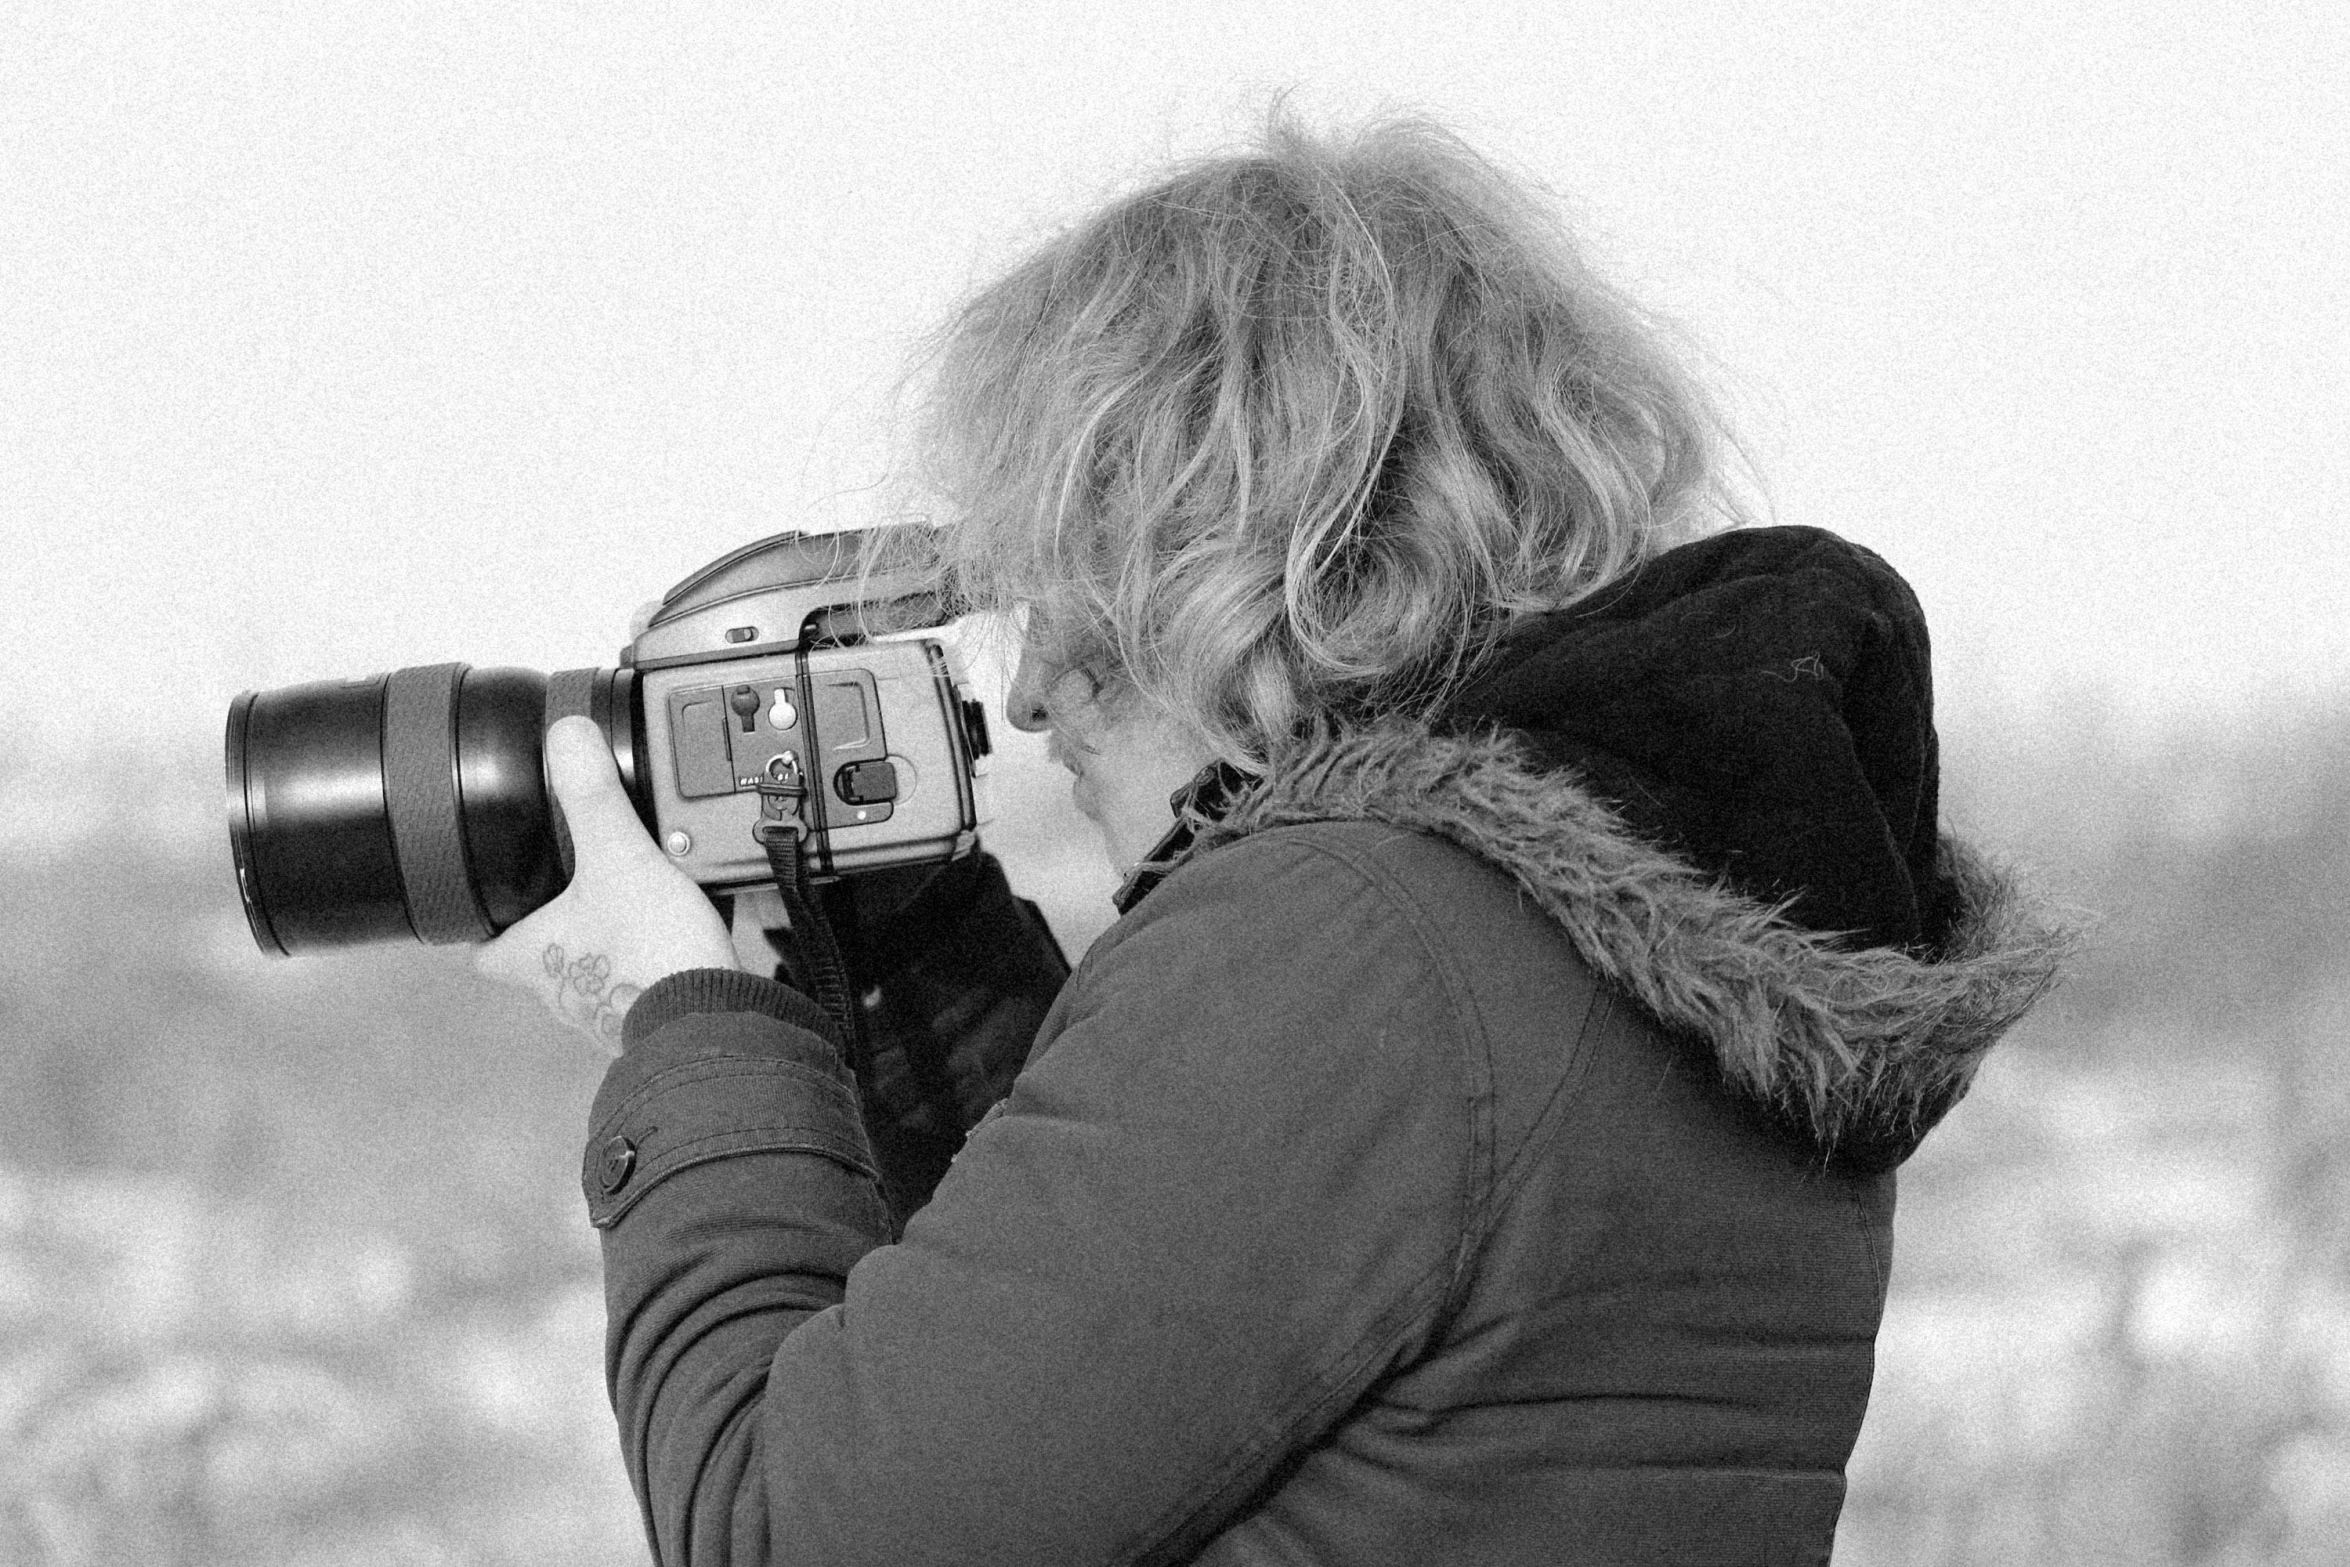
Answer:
(225, 664, 642, 955)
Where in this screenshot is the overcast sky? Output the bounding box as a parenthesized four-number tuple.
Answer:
(7, 1, 2345, 779)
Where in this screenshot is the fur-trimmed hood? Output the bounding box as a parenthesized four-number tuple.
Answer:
(1177, 724, 2073, 1172)
(1131, 527, 2075, 1172)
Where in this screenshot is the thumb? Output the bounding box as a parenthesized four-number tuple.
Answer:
(544, 715, 647, 858)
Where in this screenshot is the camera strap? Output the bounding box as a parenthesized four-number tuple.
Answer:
(753, 765, 869, 1067)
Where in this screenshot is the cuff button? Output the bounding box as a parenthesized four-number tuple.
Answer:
(598, 1135, 637, 1194)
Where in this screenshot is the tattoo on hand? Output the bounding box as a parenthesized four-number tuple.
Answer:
(542, 944, 642, 1047)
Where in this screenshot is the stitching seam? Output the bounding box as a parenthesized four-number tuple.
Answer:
(589, 1128, 876, 1228)
(594, 1055, 856, 1138)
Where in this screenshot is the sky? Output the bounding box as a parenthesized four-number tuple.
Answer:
(5, 1, 2346, 801)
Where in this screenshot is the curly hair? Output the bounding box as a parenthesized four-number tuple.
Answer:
(900, 112, 1752, 767)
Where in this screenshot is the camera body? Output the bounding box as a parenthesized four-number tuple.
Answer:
(225, 528, 986, 956)
(624, 529, 984, 889)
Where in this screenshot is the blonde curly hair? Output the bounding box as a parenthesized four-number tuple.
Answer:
(901, 113, 1750, 767)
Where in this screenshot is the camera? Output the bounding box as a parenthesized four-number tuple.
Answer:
(225, 528, 986, 956)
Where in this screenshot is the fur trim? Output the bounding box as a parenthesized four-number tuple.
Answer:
(1178, 726, 2077, 1170)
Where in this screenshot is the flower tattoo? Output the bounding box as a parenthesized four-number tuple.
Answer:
(542, 943, 641, 1048)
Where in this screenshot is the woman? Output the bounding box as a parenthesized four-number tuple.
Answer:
(481, 116, 2070, 1565)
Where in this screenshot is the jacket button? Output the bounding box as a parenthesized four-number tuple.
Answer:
(599, 1135, 637, 1194)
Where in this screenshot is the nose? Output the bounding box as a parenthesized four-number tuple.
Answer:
(1004, 645, 1056, 733)
(1005, 646, 1105, 734)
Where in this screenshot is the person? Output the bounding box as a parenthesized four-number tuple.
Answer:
(477, 115, 2071, 1566)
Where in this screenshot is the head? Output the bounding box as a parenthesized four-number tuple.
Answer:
(906, 113, 1750, 868)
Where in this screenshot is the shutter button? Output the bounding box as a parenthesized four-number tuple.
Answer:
(598, 1135, 637, 1193)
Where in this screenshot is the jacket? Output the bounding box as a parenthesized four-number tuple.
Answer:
(579, 527, 2071, 1565)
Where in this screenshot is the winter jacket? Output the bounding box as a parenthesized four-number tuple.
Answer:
(580, 527, 2070, 1566)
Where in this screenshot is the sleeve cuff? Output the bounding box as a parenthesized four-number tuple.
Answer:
(589, 970, 875, 1229)
(621, 967, 838, 1053)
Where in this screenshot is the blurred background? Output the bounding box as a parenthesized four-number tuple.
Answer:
(4, 3, 2346, 1562)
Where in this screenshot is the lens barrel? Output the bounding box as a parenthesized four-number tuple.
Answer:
(226, 664, 642, 955)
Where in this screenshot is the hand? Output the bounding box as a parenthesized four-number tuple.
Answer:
(476, 716, 741, 1053)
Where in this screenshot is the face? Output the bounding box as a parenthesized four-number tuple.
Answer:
(1004, 637, 1219, 875)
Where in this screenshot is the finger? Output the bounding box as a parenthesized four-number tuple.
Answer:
(544, 716, 646, 850)
(733, 885, 790, 932)
(730, 885, 791, 972)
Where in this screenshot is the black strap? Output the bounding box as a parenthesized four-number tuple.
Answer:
(754, 762, 867, 1069)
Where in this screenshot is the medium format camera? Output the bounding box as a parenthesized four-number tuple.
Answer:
(225, 529, 987, 956)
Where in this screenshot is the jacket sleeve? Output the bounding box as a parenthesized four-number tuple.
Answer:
(587, 831, 1477, 1566)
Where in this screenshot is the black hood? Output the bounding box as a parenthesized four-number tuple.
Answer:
(1150, 527, 2073, 1172)
(1440, 525, 1951, 954)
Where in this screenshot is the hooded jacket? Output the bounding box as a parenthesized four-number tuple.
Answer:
(580, 527, 2070, 1567)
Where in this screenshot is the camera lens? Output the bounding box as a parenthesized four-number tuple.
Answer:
(225, 664, 642, 955)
